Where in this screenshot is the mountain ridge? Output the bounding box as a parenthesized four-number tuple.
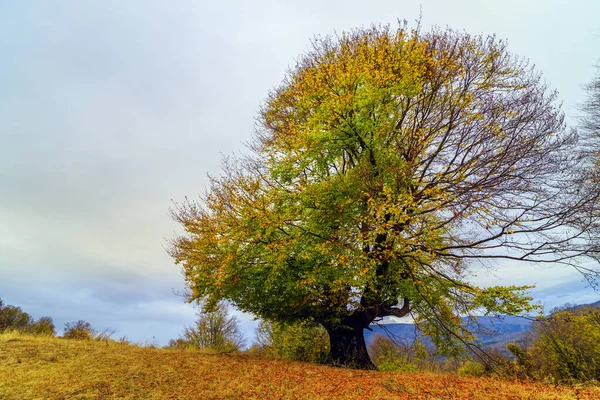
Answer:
(365, 299, 600, 350)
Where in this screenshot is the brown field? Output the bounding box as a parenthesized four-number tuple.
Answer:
(1, 332, 598, 400)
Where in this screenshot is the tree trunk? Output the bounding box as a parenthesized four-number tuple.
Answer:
(325, 318, 376, 370)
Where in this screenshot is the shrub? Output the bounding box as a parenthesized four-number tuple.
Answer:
(253, 320, 330, 364)
(28, 316, 56, 336)
(171, 302, 244, 352)
(368, 335, 417, 372)
(64, 320, 95, 340)
(459, 360, 486, 377)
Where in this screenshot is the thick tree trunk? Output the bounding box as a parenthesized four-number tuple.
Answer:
(325, 318, 376, 370)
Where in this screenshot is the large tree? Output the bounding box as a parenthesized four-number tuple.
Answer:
(170, 25, 600, 369)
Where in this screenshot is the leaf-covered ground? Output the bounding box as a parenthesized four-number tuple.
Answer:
(1, 333, 598, 399)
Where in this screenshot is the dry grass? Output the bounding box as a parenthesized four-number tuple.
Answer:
(1, 331, 598, 399)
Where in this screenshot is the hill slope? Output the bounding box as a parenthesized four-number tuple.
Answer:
(1, 332, 598, 399)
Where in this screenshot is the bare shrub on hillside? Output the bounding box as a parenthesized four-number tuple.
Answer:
(170, 302, 244, 352)
(64, 320, 94, 340)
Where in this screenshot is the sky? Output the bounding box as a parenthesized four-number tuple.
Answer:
(1, 0, 599, 346)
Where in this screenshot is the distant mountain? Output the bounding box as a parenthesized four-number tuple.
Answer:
(365, 315, 533, 351)
(365, 299, 600, 352)
(570, 300, 600, 312)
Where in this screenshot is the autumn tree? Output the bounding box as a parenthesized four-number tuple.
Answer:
(0, 299, 55, 336)
(170, 25, 600, 369)
(527, 305, 600, 383)
(0, 299, 32, 332)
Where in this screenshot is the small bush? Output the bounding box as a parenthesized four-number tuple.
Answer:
(253, 320, 330, 364)
(369, 335, 417, 372)
(64, 320, 95, 340)
(459, 360, 486, 377)
(171, 303, 244, 352)
(28, 316, 56, 336)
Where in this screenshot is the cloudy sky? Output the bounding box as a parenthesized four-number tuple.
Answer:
(1, 0, 599, 345)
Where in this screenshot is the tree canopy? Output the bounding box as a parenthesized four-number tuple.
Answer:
(170, 24, 600, 368)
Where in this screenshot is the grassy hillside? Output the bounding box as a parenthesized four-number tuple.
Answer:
(1, 332, 598, 400)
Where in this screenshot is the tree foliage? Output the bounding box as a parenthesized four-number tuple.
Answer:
(528, 306, 600, 383)
(0, 299, 33, 332)
(170, 24, 600, 368)
(0, 298, 55, 336)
